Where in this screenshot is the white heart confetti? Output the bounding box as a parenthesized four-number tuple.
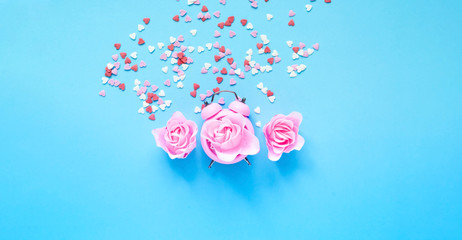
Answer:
(157, 42, 164, 49)
(255, 121, 262, 128)
(129, 33, 136, 40)
(138, 24, 145, 32)
(266, 14, 273, 21)
(194, 106, 201, 113)
(161, 66, 168, 73)
(268, 96, 276, 103)
(257, 82, 264, 89)
(130, 52, 138, 59)
(159, 90, 166, 96)
(190, 29, 197, 36)
(148, 45, 155, 53)
(254, 106, 261, 114)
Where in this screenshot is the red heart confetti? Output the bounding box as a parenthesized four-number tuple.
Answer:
(293, 47, 300, 53)
(227, 58, 234, 64)
(120, 52, 127, 59)
(267, 57, 274, 65)
(131, 64, 138, 72)
(193, 83, 200, 90)
(173, 15, 180, 22)
(146, 106, 153, 113)
(221, 68, 227, 75)
(190, 90, 197, 98)
(228, 16, 235, 23)
(143, 18, 150, 24)
(267, 90, 274, 97)
(213, 87, 220, 93)
(264, 46, 271, 53)
(288, 19, 295, 26)
(216, 77, 223, 84)
(218, 22, 224, 29)
(138, 38, 145, 45)
(202, 5, 208, 12)
(125, 57, 131, 64)
(214, 55, 221, 62)
(118, 83, 125, 91)
(257, 43, 263, 49)
(148, 114, 156, 121)
(114, 43, 121, 50)
(240, 19, 247, 26)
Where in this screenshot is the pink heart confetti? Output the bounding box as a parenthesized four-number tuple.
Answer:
(112, 54, 118, 61)
(213, 42, 220, 48)
(214, 30, 221, 38)
(172, 66, 180, 72)
(244, 65, 251, 72)
(124, 64, 130, 70)
(178, 35, 184, 42)
(229, 30, 236, 38)
(144, 80, 150, 87)
(229, 78, 236, 85)
(213, 11, 220, 18)
(230, 62, 237, 69)
(157, 98, 164, 105)
(164, 79, 171, 86)
(303, 51, 309, 57)
(206, 90, 213, 97)
(99, 90, 105, 97)
(218, 97, 225, 105)
(251, 1, 258, 8)
(185, 15, 192, 22)
(187, 57, 193, 64)
(172, 52, 178, 58)
(160, 53, 167, 61)
(229, 69, 235, 75)
(201, 67, 208, 74)
(114, 80, 120, 87)
(238, 72, 245, 79)
(140, 86, 147, 94)
(219, 0, 226, 5)
(111, 68, 118, 75)
(180, 45, 187, 52)
(180, 9, 187, 16)
(197, 13, 204, 19)
(275, 56, 281, 63)
(108, 79, 115, 85)
(225, 49, 232, 55)
(300, 42, 306, 49)
(173, 41, 181, 47)
(114, 62, 120, 69)
(289, 10, 296, 17)
(200, 94, 206, 101)
(152, 85, 158, 92)
(250, 31, 257, 38)
(212, 67, 219, 74)
(255, 63, 261, 70)
(139, 60, 146, 68)
(205, 13, 211, 19)
(313, 43, 320, 51)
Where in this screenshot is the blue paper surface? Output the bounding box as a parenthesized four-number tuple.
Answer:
(1, 0, 461, 239)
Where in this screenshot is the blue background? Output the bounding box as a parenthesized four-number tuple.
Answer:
(1, 0, 461, 239)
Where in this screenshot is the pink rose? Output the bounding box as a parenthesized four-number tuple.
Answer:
(152, 111, 198, 159)
(263, 112, 305, 161)
(201, 109, 260, 164)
